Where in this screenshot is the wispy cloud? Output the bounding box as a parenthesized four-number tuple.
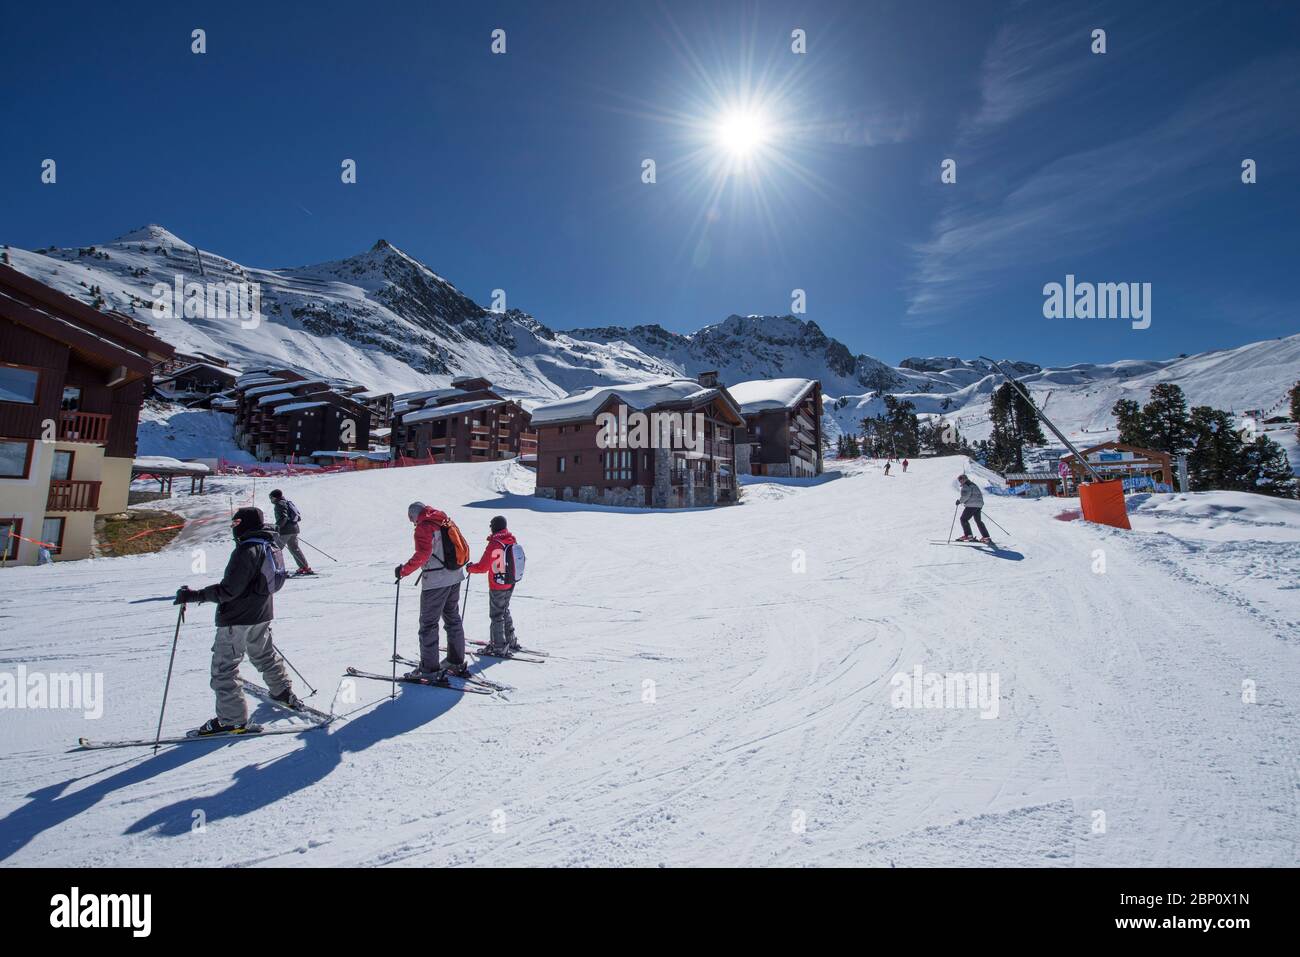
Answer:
(906, 47, 1300, 322)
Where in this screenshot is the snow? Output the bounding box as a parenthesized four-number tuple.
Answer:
(132, 456, 210, 473)
(0, 456, 1295, 866)
(136, 402, 254, 463)
(272, 401, 329, 415)
(400, 398, 503, 424)
(531, 377, 712, 424)
(728, 377, 817, 413)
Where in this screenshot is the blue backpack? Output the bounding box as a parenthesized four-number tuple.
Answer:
(253, 539, 288, 594)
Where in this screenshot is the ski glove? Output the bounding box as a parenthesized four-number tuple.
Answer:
(394, 565, 404, 581)
(175, 586, 202, 605)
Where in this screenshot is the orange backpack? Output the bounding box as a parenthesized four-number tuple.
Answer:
(438, 518, 471, 569)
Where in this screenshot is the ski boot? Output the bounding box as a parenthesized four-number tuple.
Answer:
(193, 717, 248, 736)
(403, 666, 442, 682)
(979, 536, 994, 545)
(955, 534, 976, 542)
(440, 659, 471, 679)
(271, 687, 305, 711)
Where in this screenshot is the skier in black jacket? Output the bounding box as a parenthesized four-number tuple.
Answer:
(269, 489, 313, 576)
(176, 506, 302, 735)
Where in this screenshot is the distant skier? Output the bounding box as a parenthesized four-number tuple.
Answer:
(466, 515, 523, 655)
(269, 489, 313, 576)
(395, 502, 469, 678)
(902, 458, 909, 473)
(884, 461, 891, 476)
(175, 506, 302, 736)
(955, 475, 992, 543)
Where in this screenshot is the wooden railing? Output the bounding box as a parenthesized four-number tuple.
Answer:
(58, 411, 111, 445)
(47, 479, 101, 512)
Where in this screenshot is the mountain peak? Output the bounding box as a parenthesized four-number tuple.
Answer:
(111, 224, 190, 247)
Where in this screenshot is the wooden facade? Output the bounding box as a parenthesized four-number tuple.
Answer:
(229, 369, 375, 462)
(392, 379, 536, 463)
(1061, 442, 1174, 489)
(731, 379, 824, 478)
(532, 374, 743, 508)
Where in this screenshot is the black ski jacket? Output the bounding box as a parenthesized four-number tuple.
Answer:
(199, 528, 279, 626)
(273, 499, 301, 536)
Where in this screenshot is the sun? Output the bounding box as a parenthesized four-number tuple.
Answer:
(714, 109, 771, 159)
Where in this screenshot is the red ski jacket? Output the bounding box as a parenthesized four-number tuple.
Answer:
(467, 530, 518, 590)
(398, 506, 456, 579)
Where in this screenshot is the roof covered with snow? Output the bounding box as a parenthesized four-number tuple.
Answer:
(728, 378, 818, 413)
(402, 398, 504, 424)
(530, 378, 725, 425)
(132, 455, 211, 473)
(273, 401, 330, 415)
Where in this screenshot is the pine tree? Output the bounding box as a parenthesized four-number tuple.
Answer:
(1290, 381, 1300, 442)
(1141, 384, 1193, 455)
(1111, 398, 1148, 446)
(1186, 406, 1243, 490)
(1240, 435, 1298, 498)
(987, 381, 1044, 472)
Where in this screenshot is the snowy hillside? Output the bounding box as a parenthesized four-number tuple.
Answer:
(4, 226, 1295, 448)
(0, 458, 1295, 866)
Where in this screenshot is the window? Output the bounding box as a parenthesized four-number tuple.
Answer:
(0, 438, 34, 479)
(41, 517, 65, 555)
(603, 450, 631, 481)
(0, 518, 21, 561)
(557, 456, 566, 473)
(573, 454, 581, 465)
(51, 449, 74, 481)
(61, 386, 81, 411)
(0, 364, 40, 405)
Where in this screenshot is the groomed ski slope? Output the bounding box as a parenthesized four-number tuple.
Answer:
(0, 458, 1296, 867)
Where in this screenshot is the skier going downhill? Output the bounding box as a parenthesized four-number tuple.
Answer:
(395, 502, 469, 679)
(175, 506, 302, 736)
(955, 475, 992, 543)
(466, 515, 523, 655)
(269, 489, 313, 576)
(902, 458, 909, 473)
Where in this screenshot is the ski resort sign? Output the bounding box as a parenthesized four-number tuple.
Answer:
(1042, 274, 1151, 329)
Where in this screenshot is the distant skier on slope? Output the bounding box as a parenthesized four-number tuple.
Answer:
(175, 506, 303, 736)
(955, 475, 992, 543)
(269, 489, 313, 576)
(465, 515, 523, 655)
(902, 458, 909, 473)
(884, 461, 891, 476)
(395, 502, 470, 679)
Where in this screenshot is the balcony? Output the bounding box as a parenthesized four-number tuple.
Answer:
(469, 440, 491, 451)
(58, 411, 111, 445)
(47, 479, 102, 512)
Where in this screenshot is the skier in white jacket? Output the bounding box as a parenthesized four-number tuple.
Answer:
(955, 475, 992, 543)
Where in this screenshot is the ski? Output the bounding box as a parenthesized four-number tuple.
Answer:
(391, 656, 513, 693)
(345, 666, 494, 695)
(928, 540, 1006, 549)
(76, 722, 328, 751)
(468, 639, 549, 658)
(236, 677, 334, 723)
(465, 645, 545, 664)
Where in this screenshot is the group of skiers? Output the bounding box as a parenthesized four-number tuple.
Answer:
(174, 490, 523, 737)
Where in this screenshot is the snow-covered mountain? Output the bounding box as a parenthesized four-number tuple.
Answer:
(3, 226, 1295, 445)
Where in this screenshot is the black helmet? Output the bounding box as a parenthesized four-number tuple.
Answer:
(490, 515, 508, 533)
(269, 489, 283, 500)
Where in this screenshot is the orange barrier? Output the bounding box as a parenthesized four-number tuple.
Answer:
(1078, 479, 1131, 530)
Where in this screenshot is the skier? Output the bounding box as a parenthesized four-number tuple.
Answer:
(269, 489, 313, 576)
(884, 461, 891, 476)
(465, 515, 521, 655)
(395, 502, 469, 678)
(955, 475, 992, 543)
(902, 458, 909, 473)
(175, 506, 302, 735)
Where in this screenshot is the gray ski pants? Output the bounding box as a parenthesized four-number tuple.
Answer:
(210, 622, 291, 726)
(282, 533, 310, 572)
(419, 581, 466, 670)
(488, 589, 516, 650)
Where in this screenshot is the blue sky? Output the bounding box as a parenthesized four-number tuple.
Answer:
(1, 0, 1296, 366)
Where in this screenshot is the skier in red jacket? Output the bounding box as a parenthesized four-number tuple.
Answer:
(465, 515, 521, 656)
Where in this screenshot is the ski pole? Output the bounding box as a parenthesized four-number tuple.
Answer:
(130, 595, 180, 604)
(946, 504, 959, 544)
(273, 643, 316, 697)
(153, 602, 186, 754)
(391, 577, 400, 699)
(981, 510, 1010, 537)
(298, 538, 339, 563)
(461, 573, 471, 618)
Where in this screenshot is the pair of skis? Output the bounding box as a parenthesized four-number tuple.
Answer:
(928, 539, 1007, 550)
(76, 678, 333, 750)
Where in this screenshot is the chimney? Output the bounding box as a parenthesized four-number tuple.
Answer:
(697, 370, 720, 388)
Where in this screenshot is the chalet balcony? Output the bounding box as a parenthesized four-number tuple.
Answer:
(58, 411, 111, 445)
(47, 479, 101, 512)
(469, 439, 491, 451)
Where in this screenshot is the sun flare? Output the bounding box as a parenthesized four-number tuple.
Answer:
(715, 109, 771, 158)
